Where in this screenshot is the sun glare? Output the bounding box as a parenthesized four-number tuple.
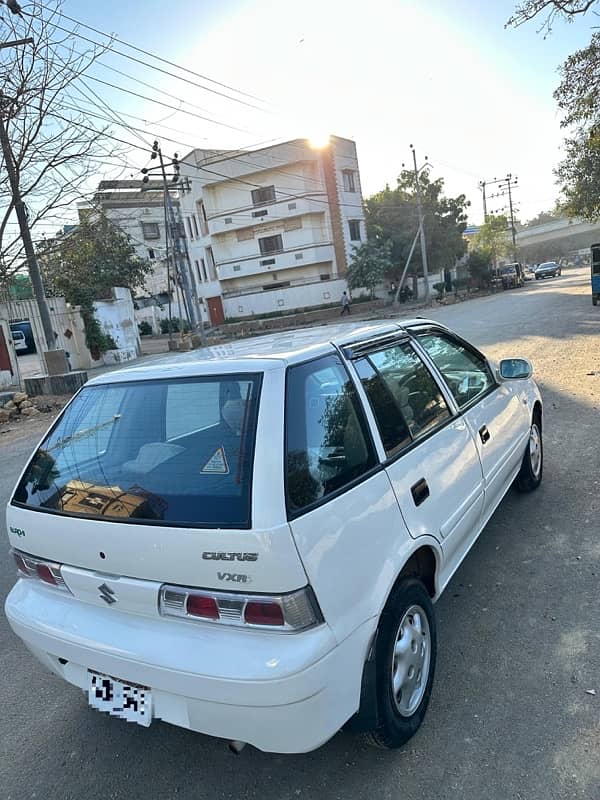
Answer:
(307, 131, 330, 149)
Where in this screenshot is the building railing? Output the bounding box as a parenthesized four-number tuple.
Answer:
(221, 274, 344, 299)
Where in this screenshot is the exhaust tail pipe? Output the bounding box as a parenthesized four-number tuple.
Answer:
(229, 740, 246, 755)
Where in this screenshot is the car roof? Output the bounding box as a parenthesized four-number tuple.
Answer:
(88, 318, 445, 385)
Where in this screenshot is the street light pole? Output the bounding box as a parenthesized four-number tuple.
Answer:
(411, 145, 430, 303)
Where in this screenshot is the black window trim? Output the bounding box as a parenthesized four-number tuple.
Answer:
(284, 352, 382, 521)
(407, 325, 499, 415)
(11, 374, 264, 531)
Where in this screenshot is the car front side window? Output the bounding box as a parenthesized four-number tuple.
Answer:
(417, 332, 495, 409)
(360, 342, 451, 444)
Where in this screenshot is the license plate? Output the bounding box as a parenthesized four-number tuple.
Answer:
(88, 671, 152, 727)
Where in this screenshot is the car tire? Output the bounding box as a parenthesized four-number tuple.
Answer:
(516, 417, 543, 492)
(363, 579, 436, 750)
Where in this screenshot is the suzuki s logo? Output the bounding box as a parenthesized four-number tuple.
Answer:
(98, 583, 117, 605)
(202, 552, 258, 562)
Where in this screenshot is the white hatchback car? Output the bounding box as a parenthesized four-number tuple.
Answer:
(5, 319, 543, 753)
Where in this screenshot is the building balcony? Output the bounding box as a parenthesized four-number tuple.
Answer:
(217, 243, 334, 281)
(207, 195, 327, 236)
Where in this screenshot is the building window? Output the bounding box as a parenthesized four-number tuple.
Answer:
(141, 222, 160, 240)
(349, 220, 362, 241)
(200, 258, 208, 282)
(259, 234, 283, 255)
(320, 273, 330, 280)
(148, 248, 155, 260)
(194, 260, 201, 283)
(186, 217, 194, 240)
(342, 170, 357, 193)
(205, 246, 217, 280)
(251, 185, 276, 206)
(197, 201, 209, 236)
(260, 258, 276, 266)
(295, 252, 303, 260)
(225, 217, 232, 224)
(252, 209, 268, 218)
(287, 202, 297, 210)
(233, 265, 241, 272)
(192, 215, 199, 238)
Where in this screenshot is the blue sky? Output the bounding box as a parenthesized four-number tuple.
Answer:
(61, 0, 596, 224)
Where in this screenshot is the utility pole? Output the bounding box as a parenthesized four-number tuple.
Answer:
(505, 174, 518, 259)
(478, 180, 488, 221)
(486, 174, 519, 261)
(142, 141, 205, 344)
(0, 40, 57, 353)
(410, 145, 430, 303)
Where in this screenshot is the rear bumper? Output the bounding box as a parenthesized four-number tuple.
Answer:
(5, 580, 376, 753)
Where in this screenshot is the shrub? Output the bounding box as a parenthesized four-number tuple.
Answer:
(138, 320, 153, 336)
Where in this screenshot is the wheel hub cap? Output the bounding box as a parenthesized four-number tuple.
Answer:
(391, 604, 431, 717)
(529, 424, 541, 477)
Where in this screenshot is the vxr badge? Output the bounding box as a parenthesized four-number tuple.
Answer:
(98, 583, 117, 604)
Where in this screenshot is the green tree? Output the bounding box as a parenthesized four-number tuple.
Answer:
(366, 170, 469, 297)
(42, 212, 152, 357)
(472, 215, 510, 267)
(522, 209, 560, 228)
(508, 1, 600, 219)
(467, 249, 493, 289)
(346, 240, 393, 299)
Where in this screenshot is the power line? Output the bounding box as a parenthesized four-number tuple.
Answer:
(78, 74, 254, 135)
(44, 15, 270, 112)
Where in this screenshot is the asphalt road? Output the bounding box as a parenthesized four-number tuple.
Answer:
(1, 267, 598, 800)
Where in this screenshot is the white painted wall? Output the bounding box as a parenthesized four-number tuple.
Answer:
(223, 278, 347, 319)
(94, 288, 141, 362)
(332, 138, 367, 268)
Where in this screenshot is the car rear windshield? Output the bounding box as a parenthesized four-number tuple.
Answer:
(13, 374, 262, 528)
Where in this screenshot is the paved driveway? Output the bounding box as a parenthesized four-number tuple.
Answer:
(0, 267, 598, 800)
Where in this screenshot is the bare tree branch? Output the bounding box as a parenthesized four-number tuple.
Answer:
(506, 0, 598, 34)
(0, 0, 125, 286)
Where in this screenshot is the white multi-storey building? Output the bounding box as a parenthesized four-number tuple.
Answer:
(84, 136, 366, 327)
(178, 135, 366, 322)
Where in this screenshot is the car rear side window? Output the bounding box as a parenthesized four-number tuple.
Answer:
(417, 332, 495, 409)
(285, 355, 377, 513)
(13, 375, 262, 528)
(355, 342, 450, 449)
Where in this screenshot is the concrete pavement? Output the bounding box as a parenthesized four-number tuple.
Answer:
(0, 266, 598, 800)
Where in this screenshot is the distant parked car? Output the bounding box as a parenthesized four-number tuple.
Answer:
(535, 262, 561, 280)
(497, 263, 524, 289)
(11, 330, 27, 354)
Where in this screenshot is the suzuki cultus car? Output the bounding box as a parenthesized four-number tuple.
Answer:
(5, 320, 543, 753)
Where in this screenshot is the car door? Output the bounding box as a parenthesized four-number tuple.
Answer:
(349, 336, 485, 570)
(285, 353, 411, 642)
(413, 329, 530, 523)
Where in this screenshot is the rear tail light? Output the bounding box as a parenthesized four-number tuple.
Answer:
(159, 584, 322, 632)
(186, 594, 219, 620)
(11, 549, 70, 592)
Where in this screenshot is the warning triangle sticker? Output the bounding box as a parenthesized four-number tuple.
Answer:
(201, 446, 229, 475)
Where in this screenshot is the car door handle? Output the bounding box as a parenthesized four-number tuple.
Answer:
(411, 478, 430, 507)
(479, 425, 491, 444)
